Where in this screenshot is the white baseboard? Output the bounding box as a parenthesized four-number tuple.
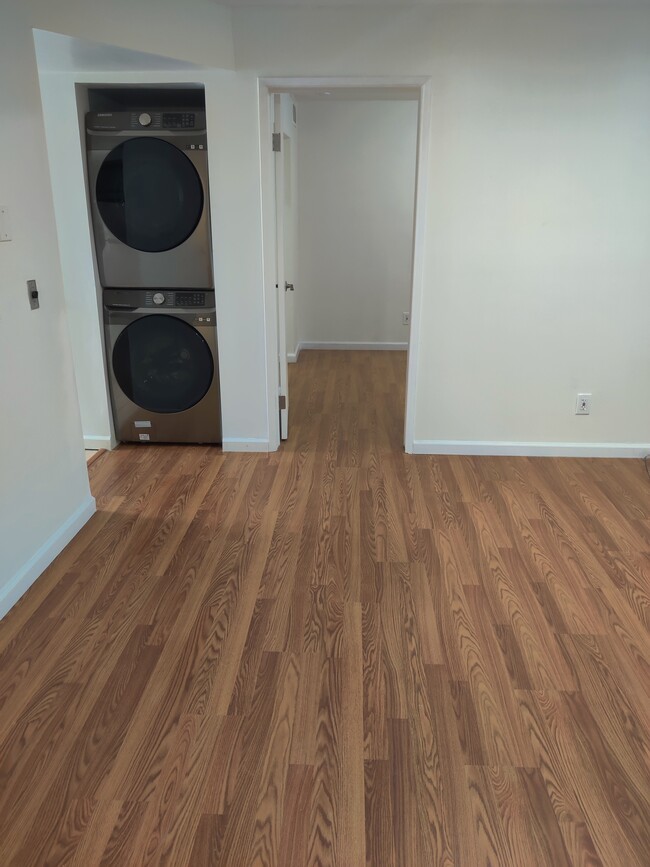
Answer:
(84, 435, 113, 450)
(222, 438, 272, 453)
(287, 343, 301, 364)
(298, 341, 408, 352)
(0, 496, 96, 621)
(410, 440, 650, 458)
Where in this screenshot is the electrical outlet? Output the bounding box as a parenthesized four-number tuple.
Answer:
(402, 312, 410, 326)
(575, 393, 592, 415)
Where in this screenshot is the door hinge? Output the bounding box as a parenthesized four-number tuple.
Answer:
(272, 132, 281, 152)
(279, 394, 287, 411)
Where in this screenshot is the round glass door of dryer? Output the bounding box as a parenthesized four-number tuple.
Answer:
(112, 315, 214, 413)
(95, 138, 204, 252)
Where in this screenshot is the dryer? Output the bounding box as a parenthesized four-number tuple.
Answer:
(87, 110, 213, 289)
(104, 288, 221, 444)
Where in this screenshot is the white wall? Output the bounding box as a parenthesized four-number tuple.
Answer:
(0, 7, 94, 614)
(295, 98, 417, 349)
(30, 0, 234, 71)
(37, 76, 114, 450)
(235, 5, 650, 454)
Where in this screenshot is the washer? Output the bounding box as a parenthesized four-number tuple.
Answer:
(87, 110, 213, 289)
(104, 288, 221, 444)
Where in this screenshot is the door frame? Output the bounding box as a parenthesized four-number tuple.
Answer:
(273, 94, 290, 440)
(258, 76, 432, 453)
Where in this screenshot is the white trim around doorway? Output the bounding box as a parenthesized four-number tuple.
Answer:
(258, 76, 432, 454)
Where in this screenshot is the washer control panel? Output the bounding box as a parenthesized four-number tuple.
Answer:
(105, 289, 213, 311)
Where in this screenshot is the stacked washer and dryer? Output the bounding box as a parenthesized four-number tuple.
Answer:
(86, 107, 221, 444)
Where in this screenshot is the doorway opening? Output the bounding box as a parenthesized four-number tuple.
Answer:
(260, 78, 431, 453)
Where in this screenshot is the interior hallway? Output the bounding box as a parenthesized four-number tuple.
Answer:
(0, 350, 649, 865)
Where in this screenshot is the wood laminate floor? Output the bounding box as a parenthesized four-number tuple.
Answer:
(1, 350, 649, 866)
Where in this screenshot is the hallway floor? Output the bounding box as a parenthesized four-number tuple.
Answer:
(1, 350, 649, 865)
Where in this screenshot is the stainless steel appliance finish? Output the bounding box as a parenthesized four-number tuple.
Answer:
(87, 110, 213, 289)
(104, 288, 221, 444)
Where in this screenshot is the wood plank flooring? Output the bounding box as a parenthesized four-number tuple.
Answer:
(1, 349, 650, 866)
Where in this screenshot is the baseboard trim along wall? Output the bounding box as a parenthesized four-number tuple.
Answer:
(83, 435, 113, 450)
(222, 438, 272, 453)
(294, 341, 408, 353)
(0, 496, 96, 621)
(411, 440, 650, 458)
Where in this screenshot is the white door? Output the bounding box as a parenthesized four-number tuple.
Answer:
(274, 94, 289, 440)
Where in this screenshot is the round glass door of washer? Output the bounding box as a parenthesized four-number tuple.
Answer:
(112, 315, 214, 413)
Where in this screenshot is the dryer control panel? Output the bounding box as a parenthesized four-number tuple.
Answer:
(145, 291, 175, 307)
(86, 111, 206, 132)
(163, 112, 196, 129)
(175, 292, 207, 307)
(144, 291, 208, 308)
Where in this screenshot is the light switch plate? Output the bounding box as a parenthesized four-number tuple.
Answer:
(27, 279, 39, 310)
(0, 205, 11, 242)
